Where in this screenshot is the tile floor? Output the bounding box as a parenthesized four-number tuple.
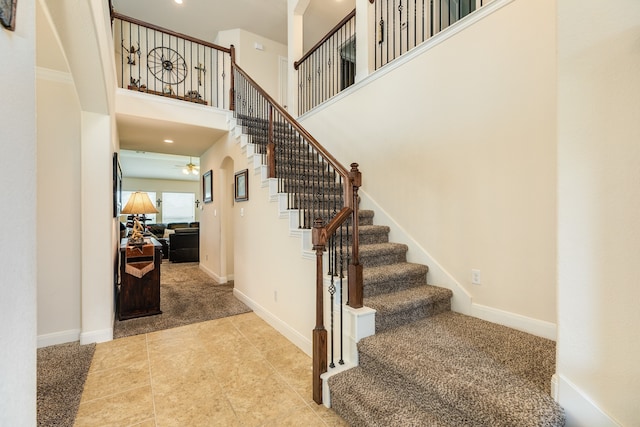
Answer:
(75, 312, 348, 426)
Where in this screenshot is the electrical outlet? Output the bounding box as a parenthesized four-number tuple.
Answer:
(274, 290, 278, 302)
(471, 269, 481, 285)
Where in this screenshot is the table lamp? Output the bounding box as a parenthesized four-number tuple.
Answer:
(121, 191, 159, 246)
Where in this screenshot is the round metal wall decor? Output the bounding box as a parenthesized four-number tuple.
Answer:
(147, 47, 187, 85)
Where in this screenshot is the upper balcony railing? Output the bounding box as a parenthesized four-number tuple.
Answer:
(374, 0, 492, 69)
(294, 10, 356, 116)
(293, 0, 495, 114)
(112, 12, 232, 109)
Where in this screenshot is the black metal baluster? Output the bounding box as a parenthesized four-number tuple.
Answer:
(328, 235, 336, 369)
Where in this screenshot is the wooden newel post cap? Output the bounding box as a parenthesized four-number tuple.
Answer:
(349, 163, 362, 188)
(312, 218, 326, 249)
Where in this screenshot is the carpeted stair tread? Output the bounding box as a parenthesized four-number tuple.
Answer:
(354, 225, 390, 245)
(328, 366, 475, 427)
(349, 311, 564, 426)
(363, 262, 428, 296)
(359, 242, 408, 267)
(366, 285, 452, 331)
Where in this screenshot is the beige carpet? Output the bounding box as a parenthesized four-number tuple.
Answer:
(114, 262, 251, 339)
(37, 341, 95, 427)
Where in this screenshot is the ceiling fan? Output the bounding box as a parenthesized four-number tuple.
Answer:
(177, 157, 200, 175)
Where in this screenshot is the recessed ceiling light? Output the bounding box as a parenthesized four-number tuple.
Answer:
(174, 0, 183, 4)
(164, 139, 174, 143)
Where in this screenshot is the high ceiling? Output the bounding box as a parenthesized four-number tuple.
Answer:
(111, 0, 355, 51)
(108, 0, 354, 180)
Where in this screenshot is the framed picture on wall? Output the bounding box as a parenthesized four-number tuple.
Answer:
(0, 0, 17, 31)
(203, 170, 213, 203)
(234, 169, 248, 202)
(112, 153, 122, 217)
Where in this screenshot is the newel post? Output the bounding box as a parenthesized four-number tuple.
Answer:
(267, 105, 276, 178)
(312, 218, 328, 404)
(348, 163, 364, 308)
(229, 45, 236, 111)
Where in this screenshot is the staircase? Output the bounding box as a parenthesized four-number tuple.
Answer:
(234, 113, 565, 426)
(327, 196, 565, 425)
(230, 61, 564, 425)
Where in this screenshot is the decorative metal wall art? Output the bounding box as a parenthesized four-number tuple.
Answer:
(147, 47, 187, 85)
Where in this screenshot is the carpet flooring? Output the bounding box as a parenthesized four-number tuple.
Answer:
(327, 206, 565, 426)
(114, 261, 252, 339)
(37, 341, 95, 427)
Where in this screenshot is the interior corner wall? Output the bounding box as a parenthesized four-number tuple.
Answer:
(36, 71, 82, 347)
(299, 0, 557, 324)
(557, 0, 640, 425)
(0, 0, 37, 424)
(199, 132, 316, 353)
(216, 29, 288, 100)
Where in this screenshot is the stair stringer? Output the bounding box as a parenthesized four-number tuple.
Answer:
(226, 114, 377, 374)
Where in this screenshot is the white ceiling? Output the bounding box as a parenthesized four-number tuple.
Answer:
(110, 0, 355, 54)
(110, 0, 355, 179)
(120, 150, 201, 182)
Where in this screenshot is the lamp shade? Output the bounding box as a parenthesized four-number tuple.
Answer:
(121, 191, 159, 215)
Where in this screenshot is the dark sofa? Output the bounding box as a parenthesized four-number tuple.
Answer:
(146, 222, 199, 262)
(169, 228, 199, 262)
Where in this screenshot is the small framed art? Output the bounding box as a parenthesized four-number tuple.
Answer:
(0, 0, 17, 31)
(234, 169, 248, 202)
(203, 170, 213, 203)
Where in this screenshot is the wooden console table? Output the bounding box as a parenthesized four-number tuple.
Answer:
(118, 237, 162, 320)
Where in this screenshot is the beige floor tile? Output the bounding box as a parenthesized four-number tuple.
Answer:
(224, 372, 307, 426)
(265, 342, 314, 402)
(311, 402, 350, 427)
(234, 318, 294, 354)
(211, 354, 277, 391)
(263, 405, 327, 427)
(146, 332, 204, 359)
(148, 345, 214, 380)
(81, 359, 151, 403)
(128, 419, 155, 427)
(90, 334, 147, 373)
(153, 370, 240, 427)
(74, 385, 154, 427)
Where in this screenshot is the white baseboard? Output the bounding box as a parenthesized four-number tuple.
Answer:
(556, 374, 622, 427)
(472, 303, 557, 341)
(358, 190, 557, 341)
(199, 263, 227, 283)
(80, 328, 113, 345)
(37, 329, 81, 348)
(233, 288, 312, 356)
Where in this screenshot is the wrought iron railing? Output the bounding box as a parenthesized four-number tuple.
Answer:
(294, 10, 356, 115)
(112, 12, 232, 109)
(232, 62, 362, 404)
(373, 0, 494, 69)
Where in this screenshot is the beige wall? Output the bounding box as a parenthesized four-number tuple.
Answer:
(122, 177, 201, 223)
(199, 132, 316, 353)
(300, 0, 557, 325)
(557, 0, 640, 425)
(36, 70, 83, 346)
(0, 0, 36, 424)
(216, 28, 288, 101)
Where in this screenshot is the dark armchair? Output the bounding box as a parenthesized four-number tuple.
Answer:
(169, 228, 199, 262)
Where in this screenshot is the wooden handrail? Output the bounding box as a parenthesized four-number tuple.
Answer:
(294, 9, 356, 70)
(232, 63, 351, 188)
(112, 11, 231, 54)
(232, 58, 362, 406)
